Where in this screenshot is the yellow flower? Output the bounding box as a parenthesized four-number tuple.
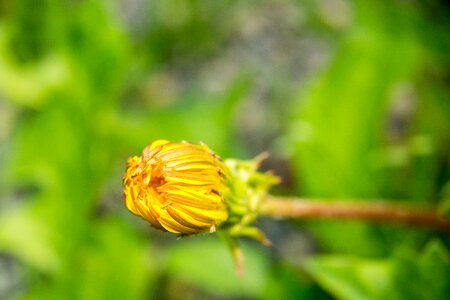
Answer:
(123, 140, 228, 234)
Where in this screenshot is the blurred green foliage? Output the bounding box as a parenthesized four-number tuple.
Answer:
(306, 240, 450, 300)
(0, 0, 449, 299)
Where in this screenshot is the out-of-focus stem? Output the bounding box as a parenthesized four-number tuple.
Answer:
(260, 196, 450, 233)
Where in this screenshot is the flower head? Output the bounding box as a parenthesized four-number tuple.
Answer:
(123, 139, 280, 274)
(123, 140, 229, 234)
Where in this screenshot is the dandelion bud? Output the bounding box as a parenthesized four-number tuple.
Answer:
(122, 140, 229, 234)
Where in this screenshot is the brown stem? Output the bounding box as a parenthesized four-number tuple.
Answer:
(260, 196, 450, 233)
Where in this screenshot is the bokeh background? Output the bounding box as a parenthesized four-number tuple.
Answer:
(1, 0, 449, 299)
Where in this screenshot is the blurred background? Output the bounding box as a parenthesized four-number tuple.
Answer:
(0, 0, 449, 299)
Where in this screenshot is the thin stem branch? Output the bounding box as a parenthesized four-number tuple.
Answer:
(260, 196, 450, 233)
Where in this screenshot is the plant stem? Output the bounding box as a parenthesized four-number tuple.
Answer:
(260, 196, 450, 233)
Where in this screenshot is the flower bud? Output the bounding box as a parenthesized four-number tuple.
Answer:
(123, 140, 228, 234)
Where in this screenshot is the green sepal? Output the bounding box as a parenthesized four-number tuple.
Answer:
(217, 154, 278, 273)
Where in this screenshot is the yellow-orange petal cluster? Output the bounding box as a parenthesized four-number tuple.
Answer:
(123, 140, 229, 234)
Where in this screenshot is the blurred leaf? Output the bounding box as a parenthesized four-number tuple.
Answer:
(0, 205, 60, 273)
(386, 240, 450, 300)
(290, 2, 422, 198)
(5, 0, 62, 64)
(114, 73, 250, 158)
(64, 0, 129, 98)
(286, 0, 446, 259)
(305, 222, 388, 257)
(305, 254, 391, 300)
(262, 263, 329, 300)
(18, 217, 155, 300)
(0, 29, 71, 107)
(75, 217, 155, 300)
(438, 181, 450, 217)
(306, 240, 450, 300)
(166, 236, 269, 298)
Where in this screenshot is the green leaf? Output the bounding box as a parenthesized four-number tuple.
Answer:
(0, 205, 60, 273)
(386, 241, 450, 300)
(16, 217, 156, 300)
(74, 218, 156, 300)
(305, 255, 391, 300)
(438, 181, 450, 218)
(305, 240, 450, 300)
(165, 236, 269, 298)
(262, 263, 325, 300)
